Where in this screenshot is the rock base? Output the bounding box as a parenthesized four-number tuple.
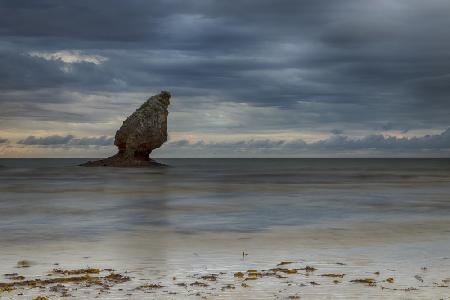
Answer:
(80, 154, 166, 168)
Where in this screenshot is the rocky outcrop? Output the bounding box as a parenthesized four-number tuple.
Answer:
(81, 91, 170, 167)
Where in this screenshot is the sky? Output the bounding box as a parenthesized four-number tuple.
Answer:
(0, 0, 449, 158)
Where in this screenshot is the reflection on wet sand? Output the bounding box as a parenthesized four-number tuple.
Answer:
(1, 219, 450, 299)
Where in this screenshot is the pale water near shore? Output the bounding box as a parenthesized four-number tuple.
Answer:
(0, 158, 449, 299)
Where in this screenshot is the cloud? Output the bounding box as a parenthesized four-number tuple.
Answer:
(18, 135, 75, 145)
(0, 0, 450, 157)
(158, 128, 450, 157)
(69, 136, 114, 146)
(10, 128, 450, 157)
(17, 135, 113, 146)
(331, 129, 344, 135)
(29, 51, 108, 65)
(309, 129, 450, 150)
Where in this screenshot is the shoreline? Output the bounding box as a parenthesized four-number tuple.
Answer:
(1, 220, 450, 299)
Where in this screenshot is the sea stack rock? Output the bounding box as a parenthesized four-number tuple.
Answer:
(81, 91, 171, 167)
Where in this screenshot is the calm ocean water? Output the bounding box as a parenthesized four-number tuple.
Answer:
(0, 158, 449, 241)
(1, 158, 450, 299)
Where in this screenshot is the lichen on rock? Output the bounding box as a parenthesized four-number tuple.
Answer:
(81, 91, 171, 167)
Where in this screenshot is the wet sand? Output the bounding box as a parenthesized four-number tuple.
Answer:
(1, 218, 450, 299)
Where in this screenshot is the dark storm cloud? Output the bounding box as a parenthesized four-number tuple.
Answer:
(331, 129, 344, 135)
(0, 0, 450, 141)
(17, 135, 113, 146)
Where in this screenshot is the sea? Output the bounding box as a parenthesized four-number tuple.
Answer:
(0, 158, 449, 299)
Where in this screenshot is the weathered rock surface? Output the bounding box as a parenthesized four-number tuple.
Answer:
(81, 91, 170, 167)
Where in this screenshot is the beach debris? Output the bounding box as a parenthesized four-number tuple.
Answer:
(4, 273, 25, 281)
(404, 287, 418, 291)
(175, 282, 187, 287)
(242, 252, 248, 259)
(374, 272, 380, 275)
(53, 268, 101, 275)
(138, 283, 164, 289)
(32, 297, 49, 300)
(320, 273, 345, 278)
(385, 277, 394, 283)
(200, 274, 218, 281)
(0, 269, 130, 296)
(350, 278, 376, 286)
(16, 260, 32, 268)
(381, 286, 418, 292)
(270, 268, 297, 274)
(104, 273, 130, 284)
(49, 284, 71, 297)
(190, 281, 209, 287)
(244, 276, 259, 281)
(11, 275, 25, 281)
(1, 260, 445, 297)
(0, 286, 14, 293)
(277, 261, 293, 266)
(301, 266, 316, 272)
(247, 271, 263, 278)
(335, 262, 346, 265)
(221, 284, 235, 291)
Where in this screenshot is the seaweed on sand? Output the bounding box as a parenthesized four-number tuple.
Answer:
(301, 266, 316, 272)
(221, 284, 235, 291)
(320, 273, 345, 278)
(49, 284, 71, 297)
(270, 268, 297, 274)
(137, 283, 164, 289)
(53, 268, 101, 275)
(190, 281, 209, 287)
(0, 271, 130, 293)
(350, 278, 376, 286)
(200, 274, 218, 281)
